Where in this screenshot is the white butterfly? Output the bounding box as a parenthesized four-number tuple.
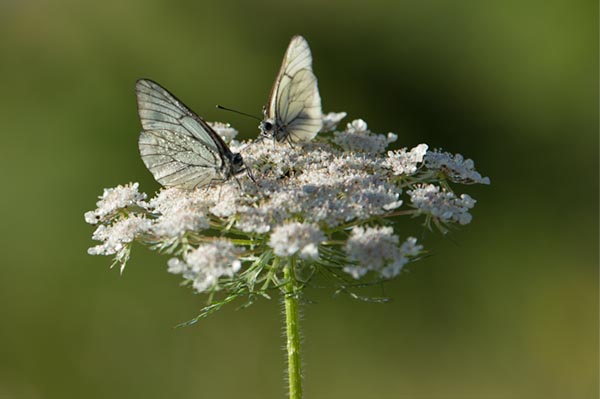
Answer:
(259, 35, 323, 143)
(135, 79, 247, 189)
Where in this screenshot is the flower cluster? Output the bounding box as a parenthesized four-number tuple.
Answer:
(425, 150, 491, 185)
(333, 119, 398, 154)
(88, 215, 151, 257)
(85, 114, 489, 312)
(321, 111, 347, 132)
(384, 144, 429, 176)
(343, 226, 422, 279)
(408, 184, 476, 228)
(268, 222, 325, 260)
(84, 182, 146, 225)
(167, 239, 242, 293)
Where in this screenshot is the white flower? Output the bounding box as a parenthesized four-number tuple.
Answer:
(86, 115, 488, 290)
(167, 257, 186, 274)
(85, 182, 146, 224)
(168, 239, 242, 293)
(321, 111, 347, 131)
(333, 119, 396, 154)
(208, 121, 238, 142)
(380, 237, 423, 278)
(152, 210, 209, 238)
(268, 222, 326, 260)
(384, 144, 429, 175)
(88, 215, 151, 256)
(343, 226, 422, 279)
(408, 184, 476, 225)
(146, 188, 209, 237)
(209, 184, 242, 218)
(425, 150, 490, 185)
(347, 119, 368, 133)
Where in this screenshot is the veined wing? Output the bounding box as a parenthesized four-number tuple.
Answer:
(138, 129, 221, 189)
(276, 68, 322, 142)
(135, 79, 232, 188)
(136, 79, 233, 158)
(267, 35, 314, 119)
(265, 35, 323, 142)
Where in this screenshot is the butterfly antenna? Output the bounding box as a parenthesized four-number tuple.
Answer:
(216, 105, 262, 121)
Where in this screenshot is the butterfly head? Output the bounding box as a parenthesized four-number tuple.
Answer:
(227, 152, 257, 187)
(259, 118, 275, 138)
(229, 152, 245, 175)
(259, 118, 290, 142)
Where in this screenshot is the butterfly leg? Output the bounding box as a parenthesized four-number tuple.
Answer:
(232, 175, 243, 191)
(244, 165, 257, 186)
(285, 135, 296, 149)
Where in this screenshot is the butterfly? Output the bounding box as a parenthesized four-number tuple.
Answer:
(135, 79, 248, 189)
(259, 35, 323, 143)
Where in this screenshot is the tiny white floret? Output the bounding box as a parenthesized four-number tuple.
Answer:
(268, 222, 325, 260)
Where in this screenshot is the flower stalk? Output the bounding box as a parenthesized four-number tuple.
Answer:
(283, 257, 303, 399)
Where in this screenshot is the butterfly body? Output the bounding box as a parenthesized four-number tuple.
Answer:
(136, 79, 246, 189)
(260, 35, 323, 143)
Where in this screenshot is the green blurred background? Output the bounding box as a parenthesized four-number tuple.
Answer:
(0, 0, 597, 398)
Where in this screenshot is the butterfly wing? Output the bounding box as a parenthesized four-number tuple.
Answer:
(276, 68, 322, 142)
(135, 79, 234, 189)
(138, 129, 222, 189)
(266, 35, 323, 142)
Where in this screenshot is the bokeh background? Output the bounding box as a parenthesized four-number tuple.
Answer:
(0, 0, 597, 398)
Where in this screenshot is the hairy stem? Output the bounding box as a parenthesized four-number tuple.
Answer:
(283, 257, 302, 399)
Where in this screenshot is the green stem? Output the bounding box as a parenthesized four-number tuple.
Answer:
(283, 257, 302, 399)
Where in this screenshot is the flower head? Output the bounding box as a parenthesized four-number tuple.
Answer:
(343, 226, 422, 279)
(384, 144, 429, 175)
(85, 114, 488, 310)
(333, 119, 398, 154)
(425, 150, 490, 185)
(321, 111, 347, 132)
(408, 184, 476, 226)
(168, 239, 242, 293)
(88, 215, 152, 272)
(268, 222, 325, 260)
(147, 188, 210, 238)
(84, 182, 146, 225)
(88, 215, 151, 256)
